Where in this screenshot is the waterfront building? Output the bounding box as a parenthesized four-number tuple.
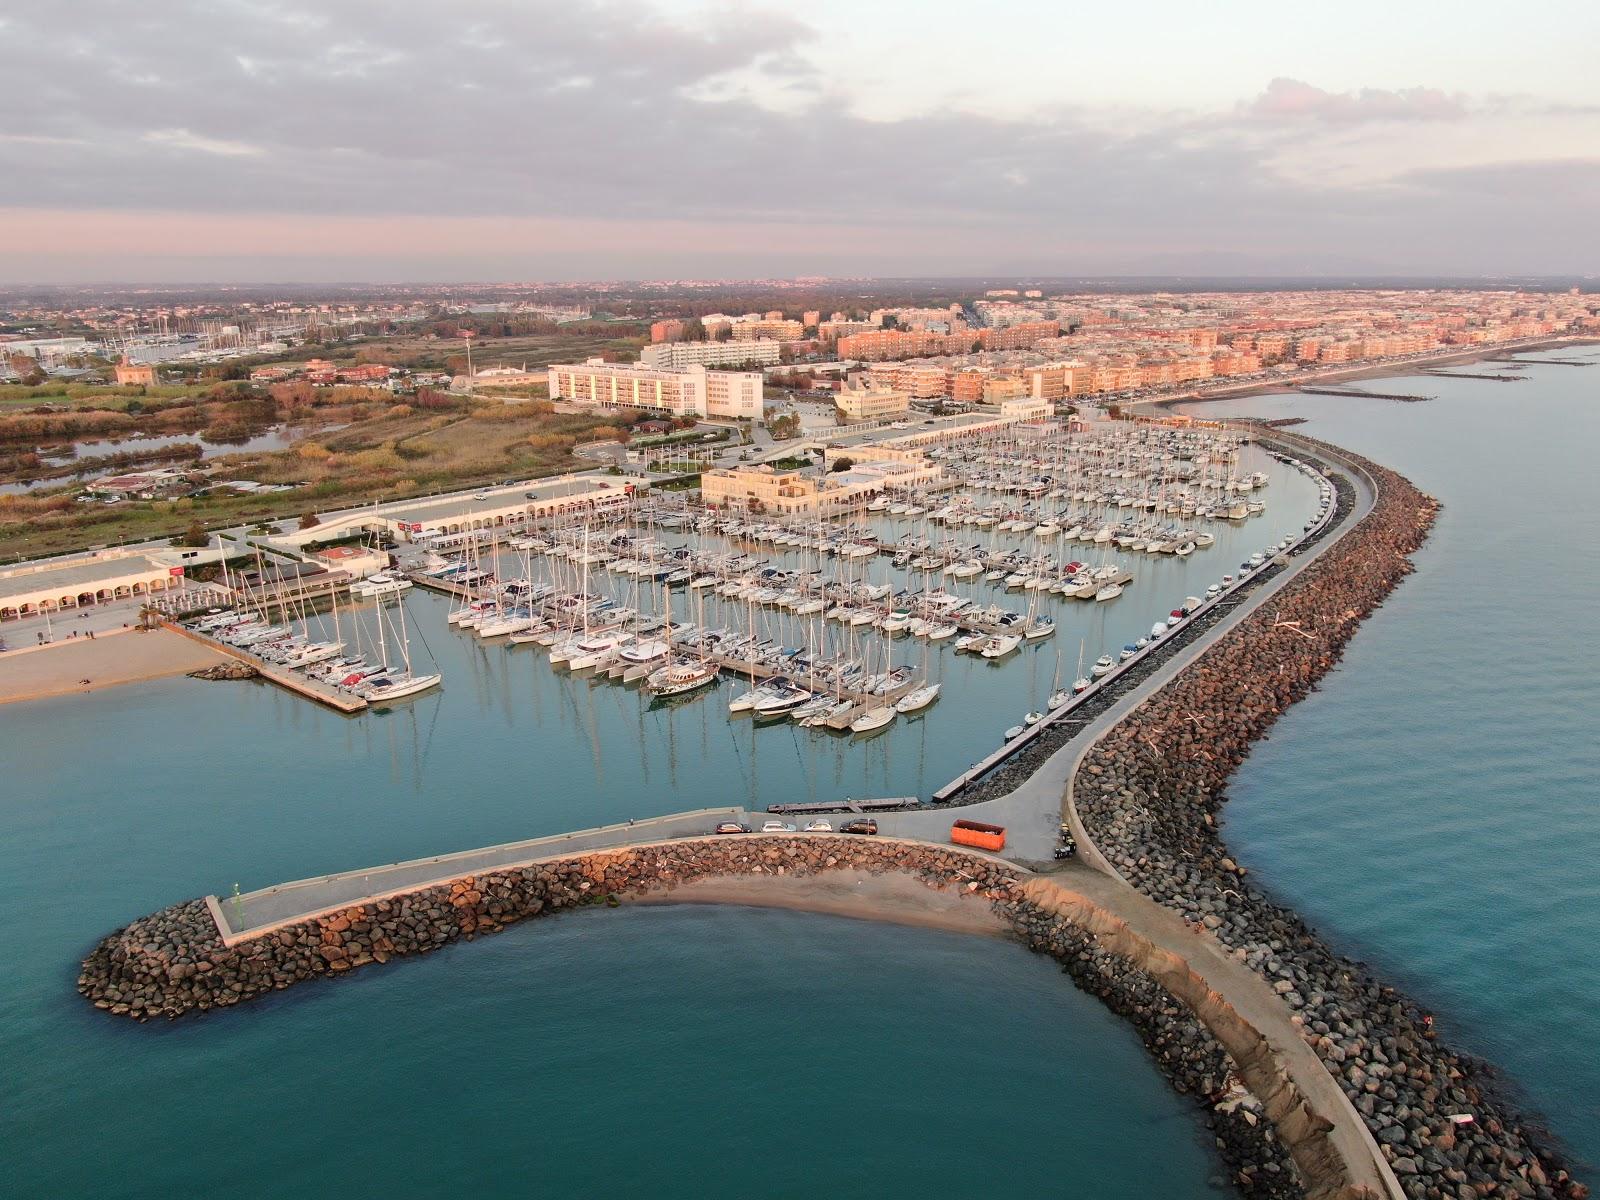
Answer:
(547, 360, 764, 420)
(0, 550, 187, 621)
(835, 382, 910, 422)
(275, 474, 636, 547)
(700, 459, 939, 514)
(640, 339, 781, 369)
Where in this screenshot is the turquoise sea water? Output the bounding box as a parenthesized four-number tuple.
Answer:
(1179, 349, 1600, 1167)
(0, 443, 1326, 1196)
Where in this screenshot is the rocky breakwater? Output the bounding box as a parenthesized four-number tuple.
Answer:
(1073, 436, 1585, 1200)
(82, 833, 1356, 1198)
(78, 838, 1024, 1021)
(1007, 892, 1318, 1200)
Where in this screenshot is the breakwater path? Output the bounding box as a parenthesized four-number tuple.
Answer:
(1065, 426, 1585, 1198)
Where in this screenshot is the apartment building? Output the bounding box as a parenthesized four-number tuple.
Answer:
(649, 319, 686, 343)
(731, 317, 804, 341)
(976, 320, 1061, 350)
(859, 361, 952, 398)
(817, 319, 876, 342)
(547, 359, 764, 420)
(640, 339, 781, 369)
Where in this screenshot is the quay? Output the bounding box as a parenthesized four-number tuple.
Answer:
(164, 621, 367, 713)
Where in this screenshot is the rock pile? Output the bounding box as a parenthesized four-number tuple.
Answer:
(1009, 899, 1304, 1199)
(187, 660, 258, 682)
(1073, 433, 1585, 1200)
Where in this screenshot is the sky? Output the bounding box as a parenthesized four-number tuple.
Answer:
(2, 0, 1598, 283)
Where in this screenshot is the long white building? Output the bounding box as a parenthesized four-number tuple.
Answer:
(547, 359, 764, 420)
(640, 339, 781, 370)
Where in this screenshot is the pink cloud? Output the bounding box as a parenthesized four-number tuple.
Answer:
(1245, 77, 1469, 123)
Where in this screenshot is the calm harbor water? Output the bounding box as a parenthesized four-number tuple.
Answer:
(1179, 348, 1600, 1168)
(0, 441, 1322, 1196)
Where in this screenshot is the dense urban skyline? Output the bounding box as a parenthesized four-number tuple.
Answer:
(2, 0, 1599, 281)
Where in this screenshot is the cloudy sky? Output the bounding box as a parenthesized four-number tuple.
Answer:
(3, 0, 1598, 282)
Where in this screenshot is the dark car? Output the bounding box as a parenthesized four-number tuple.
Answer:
(713, 821, 752, 835)
(840, 819, 878, 835)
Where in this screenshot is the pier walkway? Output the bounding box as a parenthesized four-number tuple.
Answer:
(211, 807, 745, 943)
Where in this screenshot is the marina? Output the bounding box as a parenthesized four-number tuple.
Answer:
(147, 415, 1332, 799)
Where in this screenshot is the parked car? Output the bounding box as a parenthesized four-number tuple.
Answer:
(759, 820, 797, 833)
(840, 819, 878, 835)
(802, 820, 833, 833)
(713, 821, 751, 835)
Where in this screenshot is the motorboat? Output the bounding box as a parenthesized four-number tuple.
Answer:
(647, 660, 720, 697)
(1091, 655, 1116, 677)
(979, 634, 1022, 659)
(752, 679, 814, 718)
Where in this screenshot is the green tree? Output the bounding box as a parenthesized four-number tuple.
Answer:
(175, 520, 209, 548)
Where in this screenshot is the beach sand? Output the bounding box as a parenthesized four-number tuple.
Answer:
(626, 868, 1010, 938)
(0, 629, 225, 705)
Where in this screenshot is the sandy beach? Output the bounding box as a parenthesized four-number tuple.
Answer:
(626, 868, 1010, 938)
(0, 629, 225, 705)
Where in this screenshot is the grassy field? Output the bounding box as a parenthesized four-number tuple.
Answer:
(0, 397, 627, 562)
(0, 382, 231, 411)
(305, 327, 647, 373)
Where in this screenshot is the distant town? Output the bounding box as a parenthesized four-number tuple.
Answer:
(1, 277, 1596, 613)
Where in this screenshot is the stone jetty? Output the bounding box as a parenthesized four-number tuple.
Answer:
(1072, 434, 1585, 1200)
(82, 835, 1337, 1197)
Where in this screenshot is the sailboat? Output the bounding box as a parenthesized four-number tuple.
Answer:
(356, 596, 441, 701)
